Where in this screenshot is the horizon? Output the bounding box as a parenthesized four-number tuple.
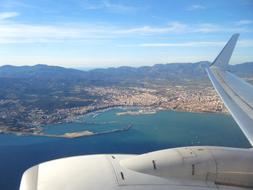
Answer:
(0, 0, 253, 67)
(1, 60, 253, 71)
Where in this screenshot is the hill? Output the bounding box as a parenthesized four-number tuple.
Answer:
(1, 62, 252, 85)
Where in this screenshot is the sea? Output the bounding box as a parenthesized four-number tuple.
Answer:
(0, 107, 250, 190)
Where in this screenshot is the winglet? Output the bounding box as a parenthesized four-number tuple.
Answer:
(210, 33, 239, 69)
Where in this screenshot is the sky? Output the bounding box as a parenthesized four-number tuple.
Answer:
(0, 0, 253, 68)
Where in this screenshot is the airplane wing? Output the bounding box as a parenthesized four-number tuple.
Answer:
(205, 33, 253, 146)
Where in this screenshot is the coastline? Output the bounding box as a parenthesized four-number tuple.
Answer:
(0, 106, 229, 138)
(0, 122, 133, 139)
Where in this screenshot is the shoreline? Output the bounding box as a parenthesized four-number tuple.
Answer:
(1, 124, 133, 138)
(0, 107, 229, 138)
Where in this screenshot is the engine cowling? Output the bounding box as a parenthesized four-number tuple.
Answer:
(120, 146, 253, 188)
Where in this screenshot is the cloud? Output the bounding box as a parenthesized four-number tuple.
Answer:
(103, 1, 137, 12)
(235, 20, 253, 26)
(116, 22, 187, 35)
(0, 20, 252, 44)
(0, 12, 19, 20)
(138, 41, 224, 47)
(83, 0, 138, 13)
(193, 23, 219, 33)
(117, 22, 252, 35)
(0, 23, 116, 43)
(238, 39, 253, 47)
(0, 21, 189, 44)
(193, 23, 252, 33)
(0, 0, 29, 8)
(122, 40, 253, 48)
(187, 4, 206, 11)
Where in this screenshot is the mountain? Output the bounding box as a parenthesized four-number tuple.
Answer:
(88, 61, 253, 80)
(0, 62, 252, 86)
(228, 62, 253, 76)
(0, 64, 84, 79)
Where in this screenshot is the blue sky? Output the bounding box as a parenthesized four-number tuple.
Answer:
(0, 0, 253, 68)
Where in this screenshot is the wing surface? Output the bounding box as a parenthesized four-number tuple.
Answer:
(206, 33, 253, 146)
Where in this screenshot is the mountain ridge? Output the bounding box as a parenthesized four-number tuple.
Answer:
(0, 62, 252, 87)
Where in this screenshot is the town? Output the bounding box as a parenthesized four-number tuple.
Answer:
(0, 84, 226, 135)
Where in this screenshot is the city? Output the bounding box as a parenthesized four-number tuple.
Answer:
(0, 83, 226, 136)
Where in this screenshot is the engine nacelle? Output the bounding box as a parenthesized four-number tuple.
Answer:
(120, 146, 253, 188)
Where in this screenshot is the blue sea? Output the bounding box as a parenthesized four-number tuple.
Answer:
(0, 108, 250, 190)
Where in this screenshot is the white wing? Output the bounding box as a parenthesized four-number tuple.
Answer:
(205, 33, 253, 146)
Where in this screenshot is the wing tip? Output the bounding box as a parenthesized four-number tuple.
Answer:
(210, 33, 240, 69)
(232, 33, 240, 39)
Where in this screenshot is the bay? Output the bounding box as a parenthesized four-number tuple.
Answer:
(0, 108, 250, 190)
